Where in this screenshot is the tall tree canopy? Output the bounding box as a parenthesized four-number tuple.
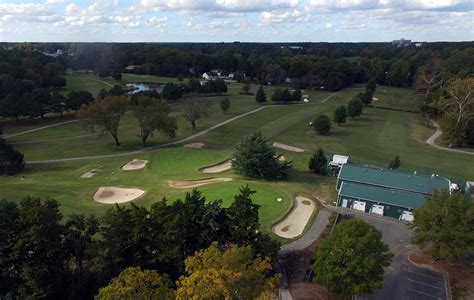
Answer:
(312, 219, 392, 296)
(176, 242, 279, 299)
(411, 190, 474, 262)
(77, 96, 128, 146)
(96, 267, 175, 300)
(132, 94, 177, 147)
(232, 132, 292, 180)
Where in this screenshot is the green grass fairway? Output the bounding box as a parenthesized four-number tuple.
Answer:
(1, 78, 473, 240)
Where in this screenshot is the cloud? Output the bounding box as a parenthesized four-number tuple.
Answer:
(325, 22, 333, 28)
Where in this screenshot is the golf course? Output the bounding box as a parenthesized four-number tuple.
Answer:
(1, 73, 472, 238)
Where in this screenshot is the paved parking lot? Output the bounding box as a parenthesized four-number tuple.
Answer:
(337, 209, 449, 300)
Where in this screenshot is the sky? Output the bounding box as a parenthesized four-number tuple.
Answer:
(0, 0, 473, 42)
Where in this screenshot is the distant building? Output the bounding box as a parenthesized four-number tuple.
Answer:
(202, 69, 224, 80)
(125, 65, 141, 71)
(43, 49, 64, 57)
(336, 164, 451, 221)
(392, 38, 412, 47)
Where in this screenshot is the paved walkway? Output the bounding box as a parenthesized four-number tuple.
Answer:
(2, 120, 78, 139)
(279, 208, 332, 254)
(426, 121, 474, 155)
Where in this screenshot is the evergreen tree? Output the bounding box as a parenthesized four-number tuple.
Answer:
(0, 138, 25, 175)
(271, 88, 282, 103)
(232, 132, 292, 180)
(255, 86, 266, 103)
(281, 89, 292, 103)
(333, 105, 347, 125)
(312, 114, 331, 135)
(226, 185, 260, 244)
(367, 77, 377, 91)
(388, 156, 400, 170)
(308, 148, 327, 175)
(292, 87, 302, 102)
(362, 89, 373, 106)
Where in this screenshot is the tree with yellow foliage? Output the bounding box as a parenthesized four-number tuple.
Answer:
(96, 267, 175, 300)
(176, 242, 279, 299)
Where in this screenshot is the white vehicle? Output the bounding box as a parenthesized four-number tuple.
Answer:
(303, 98, 309, 103)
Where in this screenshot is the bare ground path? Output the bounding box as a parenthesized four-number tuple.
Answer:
(26, 92, 339, 164)
(426, 121, 474, 155)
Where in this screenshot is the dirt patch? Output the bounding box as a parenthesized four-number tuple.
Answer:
(274, 154, 286, 161)
(272, 196, 316, 239)
(168, 178, 232, 189)
(80, 169, 101, 178)
(121, 159, 149, 171)
(183, 142, 205, 149)
(200, 160, 232, 173)
(273, 142, 304, 153)
(93, 187, 145, 204)
(279, 235, 342, 300)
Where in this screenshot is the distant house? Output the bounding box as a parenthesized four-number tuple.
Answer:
(228, 72, 235, 79)
(202, 69, 223, 80)
(285, 77, 292, 83)
(43, 49, 64, 57)
(125, 65, 141, 71)
(392, 38, 412, 47)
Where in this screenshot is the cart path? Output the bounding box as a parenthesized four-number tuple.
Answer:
(279, 208, 332, 254)
(426, 121, 474, 155)
(26, 92, 339, 164)
(321, 92, 338, 103)
(10, 133, 100, 145)
(2, 120, 79, 139)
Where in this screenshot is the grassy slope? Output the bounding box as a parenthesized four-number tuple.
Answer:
(1, 75, 473, 238)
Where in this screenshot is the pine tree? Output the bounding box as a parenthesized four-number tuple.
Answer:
(255, 86, 266, 103)
(388, 156, 400, 170)
(308, 148, 327, 175)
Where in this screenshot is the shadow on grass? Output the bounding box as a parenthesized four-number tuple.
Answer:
(23, 163, 77, 174)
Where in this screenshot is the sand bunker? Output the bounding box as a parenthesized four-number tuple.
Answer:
(274, 155, 286, 161)
(183, 142, 205, 149)
(93, 187, 145, 204)
(272, 196, 316, 239)
(121, 159, 149, 171)
(273, 142, 304, 153)
(372, 97, 379, 102)
(168, 178, 232, 189)
(81, 169, 101, 178)
(200, 160, 233, 173)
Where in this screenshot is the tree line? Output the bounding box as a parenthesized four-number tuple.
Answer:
(0, 186, 280, 299)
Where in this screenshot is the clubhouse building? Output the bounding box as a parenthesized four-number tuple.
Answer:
(336, 164, 451, 221)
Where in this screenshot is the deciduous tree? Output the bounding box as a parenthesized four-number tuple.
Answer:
(312, 114, 331, 135)
(438, 77, 474, 147)
(312, 219, 392, 296)
(176, 242, 279, 299)
(347, 97, 363, 119)
(77, 96, 128, 146)
(132, 94, 177, 147)
(333, 105, 347, 125)
(96, 267, 175, 300)
(220, 97, 230, 114)
(183, 99, 210, 130)
(410, 190, 474, 262)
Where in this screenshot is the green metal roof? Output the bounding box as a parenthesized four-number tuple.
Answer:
(339, 182, 427, 209)
(338, 164, 450, 195)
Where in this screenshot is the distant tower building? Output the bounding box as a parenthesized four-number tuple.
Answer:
(392, 38, 412, 47)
